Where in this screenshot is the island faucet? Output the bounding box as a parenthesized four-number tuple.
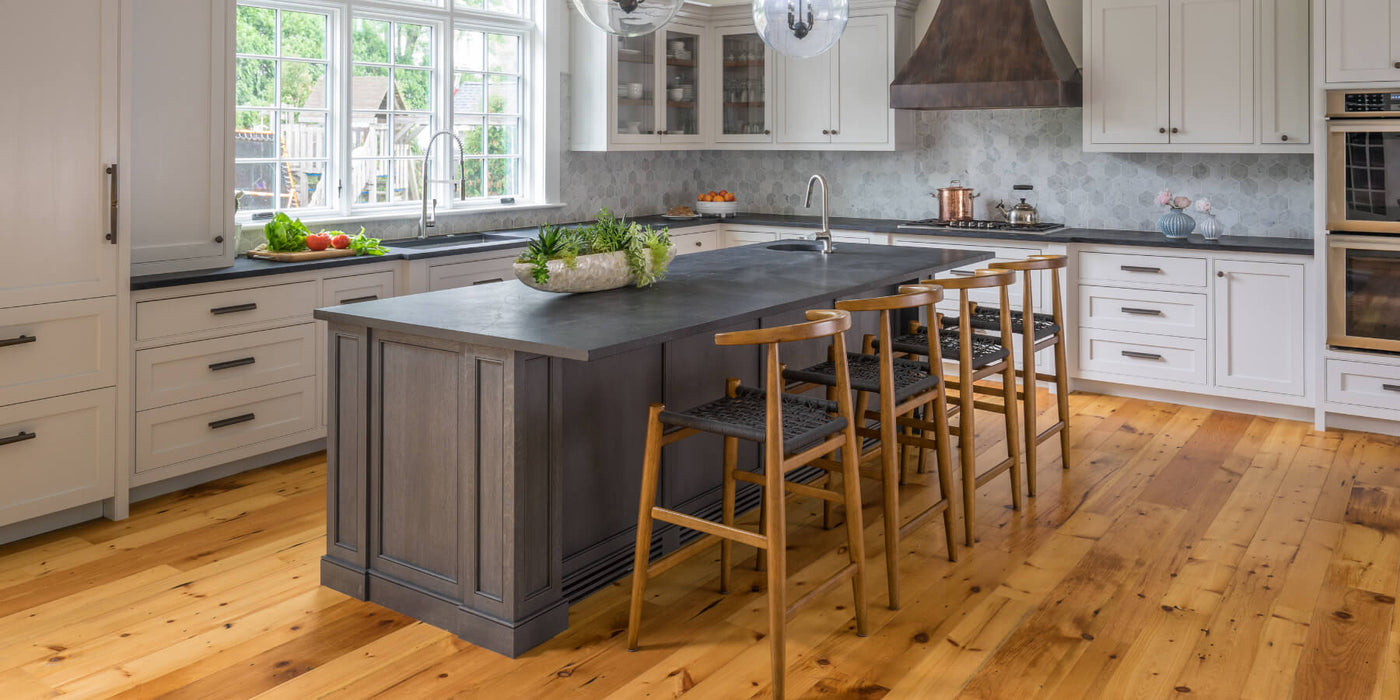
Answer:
(419, 130, 468, 239)
(805, 174, 833, 254)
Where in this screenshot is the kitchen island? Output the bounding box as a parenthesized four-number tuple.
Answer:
(313, 241, 993, 656)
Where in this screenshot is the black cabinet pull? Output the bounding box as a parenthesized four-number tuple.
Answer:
(1121, 350, 1164, 360)
(0, 334, 37, 348)
(211, 302, 257, 315)
(209, 413, 256, 430)
(1383, 384, 1400, 393)
(0, 431, 36, 447)
(1120, 307, 1164, 316)
(341, 295, 379, 304)
(1120, 265, 1162, 273)
(472, 278, 503, 285)
(948, 269, 976, 276)
(209, 357, 256, 372)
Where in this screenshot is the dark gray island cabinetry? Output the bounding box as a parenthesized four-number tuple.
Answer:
(313, 242, 993, 656)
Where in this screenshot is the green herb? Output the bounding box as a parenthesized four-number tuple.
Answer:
(345, 227, 388, 256)
(519, 224, 571, 283)
(263, 213, 310, 252)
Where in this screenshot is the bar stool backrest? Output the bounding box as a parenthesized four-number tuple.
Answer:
(714, 309, 855, 457)
(989, 255, 1068, 329)
(923, 269, 1017, 368)
(835, 284, 944, 369)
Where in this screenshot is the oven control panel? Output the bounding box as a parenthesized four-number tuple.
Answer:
(1329, 89, 1400, 117)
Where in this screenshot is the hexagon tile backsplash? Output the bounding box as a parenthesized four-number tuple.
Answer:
(695, 108, 1314, 238)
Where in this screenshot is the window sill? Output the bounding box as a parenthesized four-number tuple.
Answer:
(236, 201, 569, 229)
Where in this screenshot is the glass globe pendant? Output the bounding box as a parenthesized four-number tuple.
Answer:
(571, 0, 684, 37)
(752, 0, 848, 58)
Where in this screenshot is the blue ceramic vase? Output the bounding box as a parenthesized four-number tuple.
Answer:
(1158, 207, 1196, 239)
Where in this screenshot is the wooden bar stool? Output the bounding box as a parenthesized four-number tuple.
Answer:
(626, 309, 868, 699)
(888, 269, 1022, 546)
(781, 285, 958, 611)
(981, 256, 1071, 496)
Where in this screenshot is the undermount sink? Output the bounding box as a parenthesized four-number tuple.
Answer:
(768, 242, 828, 252)
(387, 232, 524, 250)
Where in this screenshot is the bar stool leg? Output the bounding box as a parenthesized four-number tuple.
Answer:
(838, 420, 869, 636)
(763, 442, 787, 698)
(720, 435, 738, 595)
(1002, 358, 1024, 512)
(880, 389, 901, 610)
(753, 492, 766, 572)
(958, 379, 977, 547)
(823, 385, 839, 531)
(932, 390, 958, 563)
(626, 404, 666, 651)
(1054, 336, 1072, 468)
(1022, 331, 1039, 498)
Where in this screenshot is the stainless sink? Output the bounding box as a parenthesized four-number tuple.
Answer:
(768, 242, 827, 252)
(387, 232, 525, 250)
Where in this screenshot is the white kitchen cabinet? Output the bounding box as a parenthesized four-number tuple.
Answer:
(0, 389, 117, 527)
(1086, 0, 1170, 145)
(1085, 0, 1309, 152)
(428, 256, 518, 290)
(1213, 258, 1306, 396)
(1170, 0, 1253, 144)
(128, 0, 236, 275)
(713, 27, 773, 144)
(1325, 0, 1400, 82)
(777, 14, 899, 147)
(0, 0, 121, 309)
(776, 51, 835, 145)
(1259, 0, 1310, 143)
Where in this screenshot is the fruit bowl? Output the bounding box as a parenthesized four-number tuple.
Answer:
(695, 200, 739, 217)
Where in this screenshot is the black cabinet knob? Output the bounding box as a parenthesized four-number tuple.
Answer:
(821, 129, 830, 135)
(1217, 271, 1225, 277)
(1280, 134, 1289, 141)
(764, 129, 771, 135)
(214, 235, 224, 243)
(1159, 127, 1166, 134)
(1171, 127, 1179, 134)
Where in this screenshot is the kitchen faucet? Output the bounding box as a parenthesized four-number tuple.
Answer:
(805, 174, 833, 254)
(420, 130, 468, 239)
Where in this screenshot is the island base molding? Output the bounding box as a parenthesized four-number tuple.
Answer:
(321, 556, 570, 657)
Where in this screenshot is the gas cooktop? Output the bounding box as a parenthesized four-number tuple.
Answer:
(898, 219, 1066, 234)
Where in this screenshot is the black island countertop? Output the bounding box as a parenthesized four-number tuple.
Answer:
(314, 242, 992, 361)
(130, 213, 1313, 291)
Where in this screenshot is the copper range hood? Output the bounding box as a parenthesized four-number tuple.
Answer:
(890, 0, 1081, 110)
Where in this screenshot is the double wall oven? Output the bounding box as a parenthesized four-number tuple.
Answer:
(1327, 90, 1400, 353)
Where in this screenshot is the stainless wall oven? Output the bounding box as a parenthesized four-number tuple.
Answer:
(1329, 235, 1400, 353)
(1327, 90, 1400, 234)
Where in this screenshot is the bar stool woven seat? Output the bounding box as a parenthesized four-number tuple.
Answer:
(659, 386, 847, 454)
(783, 353, 941, 403)
(887, 330, 1010, 367)
(941, 307, 1061, 340)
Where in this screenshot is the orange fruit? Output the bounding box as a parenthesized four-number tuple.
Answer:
(696, 194, 704, 201)
(724, 193, 736, 202)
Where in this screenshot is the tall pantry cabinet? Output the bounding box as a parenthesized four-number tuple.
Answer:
(0, 0, 129, 529)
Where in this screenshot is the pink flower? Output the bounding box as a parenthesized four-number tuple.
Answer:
(1195, 198, 1213, 214)
(1156, 189, 1173, 207)
(1172, 195, 1192, 210)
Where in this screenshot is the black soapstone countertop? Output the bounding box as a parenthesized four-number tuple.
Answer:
(313, 242, 992, 361)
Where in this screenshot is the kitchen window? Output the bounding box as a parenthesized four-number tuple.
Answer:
(234, 0, 537, 220)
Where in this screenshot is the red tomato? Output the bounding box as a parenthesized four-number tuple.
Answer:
(331, 234, 350, 249)
(306, 232, 332, 251)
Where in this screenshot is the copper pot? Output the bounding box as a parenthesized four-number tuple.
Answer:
(933, 180, 979, 221)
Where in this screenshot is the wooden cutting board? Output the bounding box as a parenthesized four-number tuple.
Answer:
(246, 245, 357, 262)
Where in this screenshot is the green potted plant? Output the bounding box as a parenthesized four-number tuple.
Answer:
(514, 209, 675, 293)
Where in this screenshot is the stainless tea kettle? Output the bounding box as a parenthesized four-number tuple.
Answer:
(995, 184, 1041, 226)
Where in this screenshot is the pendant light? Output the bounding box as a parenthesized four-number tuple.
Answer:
(753, 0, 848, 58)
(571, 0, 684, 37)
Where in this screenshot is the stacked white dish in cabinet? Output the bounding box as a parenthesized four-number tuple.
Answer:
(0, 0, 125, 528)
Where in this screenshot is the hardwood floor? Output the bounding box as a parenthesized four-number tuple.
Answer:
(2, 390, 1398, 698)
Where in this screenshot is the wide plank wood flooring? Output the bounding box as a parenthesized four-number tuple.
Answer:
(2, 390, 1399, 698)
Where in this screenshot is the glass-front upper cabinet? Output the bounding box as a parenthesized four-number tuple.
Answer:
(613, 33, 657, 141)
(715, 28, 771, 143)
(660, 27, 703, 142)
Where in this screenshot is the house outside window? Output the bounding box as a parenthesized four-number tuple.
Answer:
(233, 0, 536, 220)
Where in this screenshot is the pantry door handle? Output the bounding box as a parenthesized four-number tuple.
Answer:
(1121, 350, 1163, 360)
(209, 413, 256, 430)
(341, 295, 379, 304)
(1120, 265, 1163, 273)
(106, 164, 118, 244)
(1383, 384, 1400, 392)
(208, 357, 256, 372)
(0, 431, 36, 447)
(210, 302, 257, 315)
(1120, 307, 1163, 316)
(0, 334, 37, 348)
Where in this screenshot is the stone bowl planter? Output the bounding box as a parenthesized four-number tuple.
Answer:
(513, 247, 676, 293)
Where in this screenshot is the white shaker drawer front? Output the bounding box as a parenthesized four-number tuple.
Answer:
(135, 324, 317, 411)
(136, 280, 319, 342)
(135, 377, 317, 474)
(0, 298, 116, 406)
(1327, 360, 1400, 413)
(428, 257, 516, 291)
(673, 231, 721, 255)
(1079, 251, 1208, 289)
(1078, 285, 1208, 339)
(832, 231, 889, 245)
(0, 388, 116, 527)
(322, 270, 396, 307)
(1078, 328, 1208, 385)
